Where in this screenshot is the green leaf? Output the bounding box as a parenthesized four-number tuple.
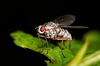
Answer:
(10, 30, 74, 66)
(10, 30, 100, 66)
(67, 30, 100, 66)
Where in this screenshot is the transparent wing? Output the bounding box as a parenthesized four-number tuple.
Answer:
(53, 14, 76, 26)
(60, 26, 88, 29)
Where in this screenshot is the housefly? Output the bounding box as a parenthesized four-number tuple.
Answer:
(35, 14, 88, 57)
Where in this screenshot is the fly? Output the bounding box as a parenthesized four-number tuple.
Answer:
(35, 14, 88, 58)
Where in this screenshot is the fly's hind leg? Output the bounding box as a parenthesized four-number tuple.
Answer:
(63, 41, 67, 48)
(68, 40, 74, 55)
(69, 40, 71, 50)
(61, 40, 66, 58)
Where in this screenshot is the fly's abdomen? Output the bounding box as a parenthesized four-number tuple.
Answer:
(58, 29, 65, 36)
(58, 29, 72, 40)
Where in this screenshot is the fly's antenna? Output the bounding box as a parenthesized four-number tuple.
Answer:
(34, 25, 38, 29)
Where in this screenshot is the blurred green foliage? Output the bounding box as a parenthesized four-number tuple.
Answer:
(83, 30, 100, 55)
(10, 30, 100, 66)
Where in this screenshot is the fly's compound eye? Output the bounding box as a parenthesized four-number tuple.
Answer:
(38, 26, 45, 34)
(40, 26, 45, 32)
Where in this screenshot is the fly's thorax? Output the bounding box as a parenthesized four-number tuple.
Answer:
(50, 33, 57, 38)
(45, 30, 49, 34)
(44, 22, 59, 29)
(56, 27, 61, 33)
(45, 26, 54, 29)
(44, 22, 59, 36)
(45, 27, 57, 38)
(49, 29, 54, 34)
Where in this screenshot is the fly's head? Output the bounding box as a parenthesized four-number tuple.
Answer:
(36, 25, 45, 34)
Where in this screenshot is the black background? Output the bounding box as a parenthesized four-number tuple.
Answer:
(2, 1, 100, 66)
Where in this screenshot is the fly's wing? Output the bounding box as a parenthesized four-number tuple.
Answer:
(53, 14, 76, 26)
(60, 26, 88, 28)
(53, 14, 88, 29)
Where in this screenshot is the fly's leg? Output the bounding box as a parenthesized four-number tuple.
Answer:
(63, 41, 67, 48)
(48, 39, 51, 43)
(69, 40, 74, 55)
(69, 40, 71, 50)
(38, 36, 44, 53)
(37, 33, 49, 54)
(37, 33, 45, 53)
(45, 37, 49, 54)
(61, 40, 65, 58)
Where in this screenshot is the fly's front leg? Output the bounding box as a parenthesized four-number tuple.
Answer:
(45, 37, 49, 54)
(37, 33, 45, 53)
(38, 37, 44, 53)
(37, 33, 49, 54)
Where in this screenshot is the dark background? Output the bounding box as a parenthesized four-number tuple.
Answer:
(2, 1, 100, 66)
